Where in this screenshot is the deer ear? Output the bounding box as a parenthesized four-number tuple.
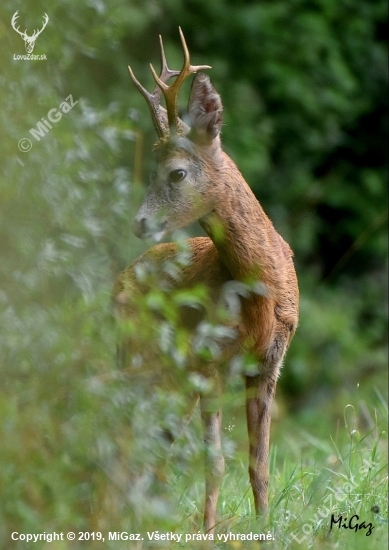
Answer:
(188, 73, 223, 144)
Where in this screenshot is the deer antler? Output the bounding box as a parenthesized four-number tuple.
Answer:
(11, 11, 26, 37)
(128, 35, 180, 138)
(128, 28, 211, 138)
(150, 28, 211, 133)
(11, 11, 49, 38)
(31, 13, 49, 39)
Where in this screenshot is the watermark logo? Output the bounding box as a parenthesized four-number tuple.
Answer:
(290, 457, 379, 544)
(18, 95, 79, 152)
(18, 139, 33, 153)
(11, 11, 48, 60)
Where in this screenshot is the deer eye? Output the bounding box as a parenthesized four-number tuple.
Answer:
(168, 169, 186, 184)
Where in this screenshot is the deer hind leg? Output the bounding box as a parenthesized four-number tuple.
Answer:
(200, 389, 225, 534)
(245, 331, 289, 514)
(245, 373, 276, 515)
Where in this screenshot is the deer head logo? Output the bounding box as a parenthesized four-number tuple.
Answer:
(11, 11, 49, 54)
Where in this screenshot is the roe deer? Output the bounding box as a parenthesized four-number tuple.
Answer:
(113, 28, 299, 533)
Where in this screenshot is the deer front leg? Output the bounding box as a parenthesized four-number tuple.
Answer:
(245, 374, 276, 515)
(200, 392, 224, 534)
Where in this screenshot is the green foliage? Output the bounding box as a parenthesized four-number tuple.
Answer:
(0, 0, 387, 548)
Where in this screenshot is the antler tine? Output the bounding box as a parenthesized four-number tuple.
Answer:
(128, 34, 181, 138)
(157, 34, 181, 90)
(128, 65, 165, 138)
(150, 27, 211, 132)
(11, 11, 24, 36)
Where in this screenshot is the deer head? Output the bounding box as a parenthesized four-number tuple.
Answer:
(129, 29, 225, 241)
(11, 11, 49, 54)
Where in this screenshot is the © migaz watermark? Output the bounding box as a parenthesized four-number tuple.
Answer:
(18, 95, 78, 152)
(11, 530, 275, 544)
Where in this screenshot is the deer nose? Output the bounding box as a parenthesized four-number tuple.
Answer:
(132, 216, 147, 238)
(132, 216, 168, 239)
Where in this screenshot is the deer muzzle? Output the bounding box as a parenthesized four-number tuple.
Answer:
(132, 215, 167, 240)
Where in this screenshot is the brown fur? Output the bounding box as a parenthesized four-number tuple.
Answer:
(113, 40, 299, 533)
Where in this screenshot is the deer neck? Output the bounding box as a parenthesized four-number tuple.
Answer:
(200, 153, 279, 285)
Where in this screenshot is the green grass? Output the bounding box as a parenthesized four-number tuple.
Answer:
(1, 293, 387, 550)
(161, 391, 388, 550)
